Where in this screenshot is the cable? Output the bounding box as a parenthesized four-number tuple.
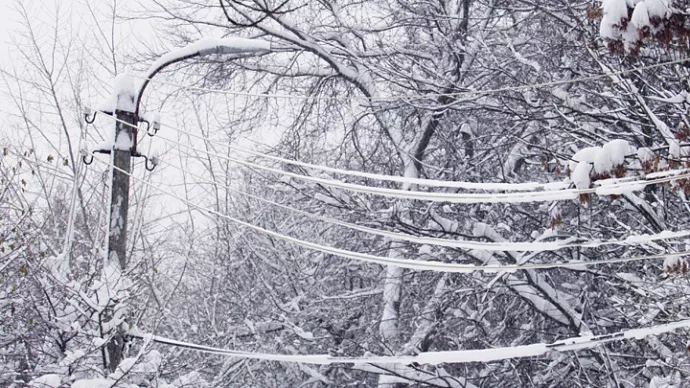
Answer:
(129, 318, 690, 365)
(153, 131, 690, 203)
(90, 108, 570, 192)
(89, 110, 690, 204)
(158, 120, 571, 192)
(62, 125, 86, 255)
(131, 56, 690, 102)
(92, 155, 690, 273)
(156, 155, 690, 252)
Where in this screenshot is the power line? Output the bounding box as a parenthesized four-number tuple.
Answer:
(62, 124, 86, 256)
(92, 155, 690, 273)
(131, 56, 690, 102)
(91, 107, 570, 192)
(158, 120, 570, 192)
(156, 155, 690, 253)
(92, 111, 690, 205)
(152, 131, 690, 204)
(89, 109, 690, 204)
(129, 318, 690, 364)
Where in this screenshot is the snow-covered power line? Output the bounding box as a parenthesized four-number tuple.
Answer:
(158, 121, 569, 192)
(152, 131, 690, 204)
(131, 56, 690, 102)
(157, 156, 690, 252)
(90, 108, 569, 192)
(92, 111, 690, 204)
(93, 155, 690, 272)
(129, 318, 690, 365)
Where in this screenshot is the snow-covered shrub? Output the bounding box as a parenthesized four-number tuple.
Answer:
(597, 0, 689, 55)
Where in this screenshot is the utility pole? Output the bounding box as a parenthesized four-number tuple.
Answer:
(83, 37, 273, 374)
(84, 76, 157, 372)
(104, 108, 137, 372)
(108, 110, 136, 272)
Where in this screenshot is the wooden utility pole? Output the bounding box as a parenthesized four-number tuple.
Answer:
(108, 110, 136, 270)
(104, 107, 137, 372)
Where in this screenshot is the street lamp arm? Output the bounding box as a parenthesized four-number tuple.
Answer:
(134, 52, 201, 120)
(134, 37, 272, 119)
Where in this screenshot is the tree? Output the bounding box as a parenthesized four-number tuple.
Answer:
(0, 1, 184, 385)
(6, 0, 690, 386)
(138, 0, 690, 386)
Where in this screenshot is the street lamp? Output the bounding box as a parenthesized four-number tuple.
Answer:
(81, 36, 272, 373)
(83, 37, 272, 169)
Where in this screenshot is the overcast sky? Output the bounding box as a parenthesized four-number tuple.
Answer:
(0, 3, 9, 50)
(0, 2, 13, 135)
(0, 2, 12, 63)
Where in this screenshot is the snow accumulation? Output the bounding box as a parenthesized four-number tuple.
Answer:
(604, 139, 631, 166)
(637, 147, 656, 163)
(126, 160, 689, 273)
(569, 147, 599, 172)
(564, 139, 682, 195)
(595, 181, 647, 195)
(160, 371, 210, 388)
(60, 349, 85, 367)
(667, 139, 689, 160)
(144, 37, 271, 80)
(235, 147, 686, 203)
(594, 148, 613, 175)
(630, 1, 650, 27)
(109, 350, 163, 384)
(97, 73, 137, 113)
(600, 0, 628, 39)
(646, 168, 690, 179)
(600, 0, 673, 50)
(572, 161, 592, 189)
(131, 318, 690, 365)
(401, 161, 419, 190)
(240, 144, 571, 191)
(571, 140, 631, 177)
(94, 37, 270, 151)
(90, 129, 134, 152)
(94, 73, 136, 151)
(669, 139, 681, 159)
(199, 200, 688, 272)
(71, 378, 116, 388)
(29, 374, 62, 388)
(662, 254, 687, 272)
(113, 130, 133, 151)
(645, 0, 671, 18)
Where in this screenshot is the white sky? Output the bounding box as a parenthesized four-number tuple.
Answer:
(0, 0, 280, 160)
(0, 2, 14, 137)
(0, 3, 10, 53)
(0, 0, 248, 235)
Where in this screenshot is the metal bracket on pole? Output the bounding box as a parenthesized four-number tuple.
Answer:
(84, 106, 97, 124)
(84, 106, 113, 124)
(133, 152, 159, 171)
(82, 108, 159, 171)
(81, 149, 95, 165)
(138, 115, 161, 137)
(81, 149, 158, 171)
(81, 149, 106, 166)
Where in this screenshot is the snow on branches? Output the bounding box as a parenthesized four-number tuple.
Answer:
(563, 137, 690, 203)
(597, 0, 688, 54)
